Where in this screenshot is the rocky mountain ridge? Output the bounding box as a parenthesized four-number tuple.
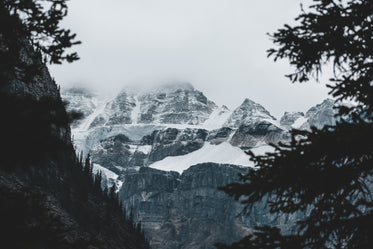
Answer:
(62, 84, 337, 249)
(63, 84, 336, 172)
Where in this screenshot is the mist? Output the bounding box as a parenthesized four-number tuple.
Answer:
(50, 0, 330, 118)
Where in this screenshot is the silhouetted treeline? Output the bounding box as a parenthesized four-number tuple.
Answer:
(0, 92, 149, 249)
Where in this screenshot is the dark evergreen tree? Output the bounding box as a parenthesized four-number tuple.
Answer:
(94, 170, 103, 193)
(109, 183, 117, 202)
(79, 151, 84, 166)
(129, 204, 135, 231)
(83, 153, 92, 178)
(122, 206, 127, 224)
(218, 1, 373, 249)
(136, 222, 142, 234)
(103, 186, 109, 197)
(0, 0, 80, 85)
(89, 161, 94, 180)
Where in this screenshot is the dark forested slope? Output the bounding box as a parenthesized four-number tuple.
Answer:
(0, 21, 150, 249)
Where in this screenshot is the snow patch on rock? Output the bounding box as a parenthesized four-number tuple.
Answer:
(149, 142, 273, 173)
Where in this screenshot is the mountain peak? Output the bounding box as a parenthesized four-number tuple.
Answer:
(224, 98, 276, 128)
(279, 98, 336, 130)
(242, 98, 256, 105)
(306, 98, 334, 118)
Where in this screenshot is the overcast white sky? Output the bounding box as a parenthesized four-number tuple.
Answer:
(50, 0, 331, 118)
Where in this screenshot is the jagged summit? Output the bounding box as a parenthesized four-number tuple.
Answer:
(305, 98, 334, 117)
(279, 98, 336, 130)
(304, 98, 335, 129)
(224, 98, 276, 128)
(62, 84, 336, 133)
(136, 82, 217, 125)
(65, 82, 218, 129)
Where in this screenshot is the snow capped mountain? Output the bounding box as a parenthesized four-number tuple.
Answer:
(61, 83, 337, 249)
(62, 83, 336, 176)
(224, 98, 277, 128)
(136, 82, 217, 125)
(70, 82, 219, 130)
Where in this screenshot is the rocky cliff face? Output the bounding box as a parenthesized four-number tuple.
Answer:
(280, 111, 305, 129)
(89, 128, 209, 173)
(230, 121, 289, 148)
(2, 39, 60, 100)
(119, 164, 250, 249)
(119, 163, 304, 249)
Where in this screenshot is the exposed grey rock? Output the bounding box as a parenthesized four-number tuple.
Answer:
(89, 90, 136, 129)
(89, 115, 106, 128)
(280, 111, 304, 128)
(90, 134, 141, 173)
(230, 121, 288, 148)
(138, 84, 217, 125)
(119, 163, 301, 249)
(146, 128, 208, 164)
(2, 38, 60, 100)
(305, 98, 336, 129)
(90, 128, 209, 171)
(279, 99, 336, 130)
(119, 164, 250, 249)
(207, 127, 233, 145)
